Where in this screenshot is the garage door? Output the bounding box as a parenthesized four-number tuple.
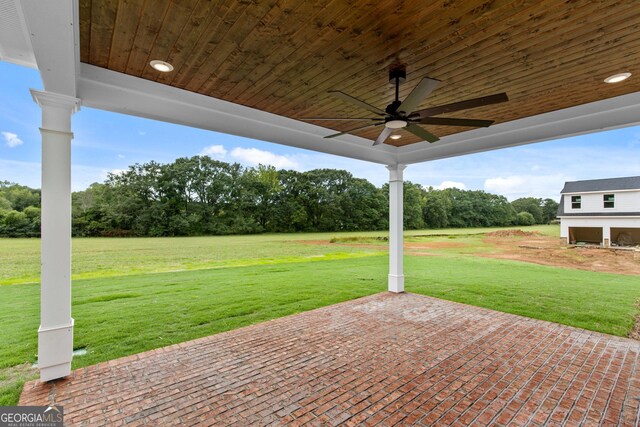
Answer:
(611, 227, 640, 246)
(568, 227, 603, 245)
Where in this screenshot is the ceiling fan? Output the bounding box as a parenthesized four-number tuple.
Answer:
(303, 66, 508, 146)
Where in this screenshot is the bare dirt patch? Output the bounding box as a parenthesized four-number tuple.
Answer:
(481, 234, 640, 275)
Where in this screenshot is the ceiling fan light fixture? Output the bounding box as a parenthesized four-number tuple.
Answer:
(604, 72, 631, 83)
(385, 119, 407, 129)
(390, 134, 402, 140)
(150, 60, 174, 72)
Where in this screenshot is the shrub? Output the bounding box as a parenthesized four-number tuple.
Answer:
(515, 211, 536, 226)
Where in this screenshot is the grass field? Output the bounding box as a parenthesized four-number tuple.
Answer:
(1, 224, 639, 405)
(0, 225, 559, 285)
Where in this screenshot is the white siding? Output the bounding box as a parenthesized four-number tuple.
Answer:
(563, 190, 640, 214)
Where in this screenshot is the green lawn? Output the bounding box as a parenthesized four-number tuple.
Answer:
(1, 224, 638, 405)
(0, 224, 558, 285)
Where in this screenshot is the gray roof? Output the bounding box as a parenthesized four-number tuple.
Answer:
(557, 195, 564, 216)
(561, 176, 640, 193)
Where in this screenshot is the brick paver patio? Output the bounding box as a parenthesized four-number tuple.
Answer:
(20, 292, 640, 426)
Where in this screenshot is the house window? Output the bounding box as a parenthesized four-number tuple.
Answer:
(603, 194, 615, 208)
(571, 195, 581, 209)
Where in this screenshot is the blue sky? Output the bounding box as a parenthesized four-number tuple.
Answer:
(1, 61, 639, 200)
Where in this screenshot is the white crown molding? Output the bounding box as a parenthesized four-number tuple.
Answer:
(31, 89, 81, 112)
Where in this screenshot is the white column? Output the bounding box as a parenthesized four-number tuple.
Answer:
(603, 226, 611, 247)
(387, 164, 406, 293)
(31, 90, 80, 382)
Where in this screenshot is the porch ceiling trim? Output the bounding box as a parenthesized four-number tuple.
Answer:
(78, 64, 640, 167)
(397, 90, 640, 165)
(77, 64, 399, 165)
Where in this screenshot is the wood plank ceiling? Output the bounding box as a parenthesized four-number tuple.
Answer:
(79, 0, 640, 147)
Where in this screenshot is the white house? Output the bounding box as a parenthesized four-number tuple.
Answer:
(558, 176, 640, 247)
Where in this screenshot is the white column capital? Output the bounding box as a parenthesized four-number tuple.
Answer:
(31, 89, 81, 112)
(386, 164, 407, 182)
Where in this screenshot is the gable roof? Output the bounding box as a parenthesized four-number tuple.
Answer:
(560, 176, 640, 194)
(557, 195, 565, 216)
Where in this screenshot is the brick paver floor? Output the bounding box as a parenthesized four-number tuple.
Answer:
(20, 292, 640, 426)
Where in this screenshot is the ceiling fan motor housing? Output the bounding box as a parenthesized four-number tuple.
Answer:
(386, 100, 402, 115)
(389, 68, 406, 84)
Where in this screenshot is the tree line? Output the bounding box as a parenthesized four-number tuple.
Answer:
(0, 156, 559, 238)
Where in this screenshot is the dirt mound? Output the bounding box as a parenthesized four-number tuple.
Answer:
(486, 229, 541, 238)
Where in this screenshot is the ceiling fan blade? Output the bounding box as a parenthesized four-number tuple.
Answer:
(328, 91, 386, 116)
(373, 127, 393, 146)
(302, 117, 384, 121)
(324, 122, 382, 139)
(413, 92, 509, 117)
(405, 123, 439, 143)
(397, 77, 440, 115)
(414, 117, 495, 127)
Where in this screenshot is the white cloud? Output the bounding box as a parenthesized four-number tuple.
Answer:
(484, 176, 527, 194)
(199, 144, 227, 159)
(117, 154, 125, 159)
(2, 131, 23, 148)
(484, 174, 571, 200)
(434, 180, 466, 190)
(138, 131, 147, 136)
(230, 147, 298, 169)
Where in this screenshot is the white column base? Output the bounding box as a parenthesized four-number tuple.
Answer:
(388, 274, 405, 293)
(38, 319, 74, 382)
(40, 363, 72, 383)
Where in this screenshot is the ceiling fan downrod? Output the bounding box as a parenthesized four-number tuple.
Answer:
(387, 67, 406, 114)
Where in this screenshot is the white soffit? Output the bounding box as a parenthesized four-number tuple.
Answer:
(0, 0, 36, 67)
(398, 91, 640, 165)
(79, 61, 640, 167)
(77, 64, 399, 165)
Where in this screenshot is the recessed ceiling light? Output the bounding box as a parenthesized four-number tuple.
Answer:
(390, 134, 402, 140)
(604, 72, 631, 83)
(150, 60, 174, 72)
